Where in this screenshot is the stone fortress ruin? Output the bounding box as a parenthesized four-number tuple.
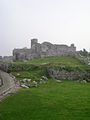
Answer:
(13, 39, 76, 61)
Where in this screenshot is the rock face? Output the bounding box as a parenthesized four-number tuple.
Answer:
(48, 69, 90, 81)
(0, 78, 3, 87)
(0, 70, 16, 98)
(13, 39, 76, 61)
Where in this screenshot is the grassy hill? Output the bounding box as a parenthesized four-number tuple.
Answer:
(0, 80, 90, 120)
(13, 56, 85, 67)
(0, 56, 90, 81)
(8, 56, 89, 80)
(0, 56, 90, 120)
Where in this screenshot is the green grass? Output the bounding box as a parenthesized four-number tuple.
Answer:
(0, 80, 90, 120)
(13, 56, 85, 67)
(0, 56, 90, 119)
(10, 56, 90, 80)
(12, 69, 48, 81)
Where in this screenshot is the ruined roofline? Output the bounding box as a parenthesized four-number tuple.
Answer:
(41, 41, 73, 46)
(54, 44, 68, 47)
(13, 39, 76, 50)
(41, 41, 53, 45)
(31, 39, 75, 48)
(54, 43, 75, 47)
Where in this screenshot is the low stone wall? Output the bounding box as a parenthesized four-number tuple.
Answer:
(48, 68, 90, 81)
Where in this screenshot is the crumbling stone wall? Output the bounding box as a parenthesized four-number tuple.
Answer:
(13, 39, 76, 61)
(48, 68, 90, 81)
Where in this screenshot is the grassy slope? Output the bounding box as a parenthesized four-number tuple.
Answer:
(11, 56, 89, 80)
(13, 56, 85, 67)
(0, 57, 90, 120)
(0, 80, 90, 120)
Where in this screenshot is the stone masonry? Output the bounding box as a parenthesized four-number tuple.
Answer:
(13, 39, 76, 61)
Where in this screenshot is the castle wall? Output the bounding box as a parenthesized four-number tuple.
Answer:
(13, 48, 32, 61)
(13, 39, 76, 61)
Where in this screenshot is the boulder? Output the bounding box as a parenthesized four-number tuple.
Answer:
(42, 76, 48, 80)
(21, 84, 29, 88)
(32, 81, 38, 87)
(56, 80, 62, 83)
(81, 80, 87, 83)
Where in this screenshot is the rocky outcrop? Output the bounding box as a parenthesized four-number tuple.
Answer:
(0, 70, 16, 101)
(48, 68, 90, 81)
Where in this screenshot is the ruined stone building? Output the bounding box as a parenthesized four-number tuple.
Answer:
(13, 39, 76, 61)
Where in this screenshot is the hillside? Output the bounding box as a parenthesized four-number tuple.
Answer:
(13, 56, 85, 67)
(0, 56, 90, 120)
(0, 56, 90, 81)
(3, 56, 87, 81)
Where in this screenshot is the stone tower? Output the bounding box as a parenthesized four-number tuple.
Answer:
(70, 44, 76, 52)
(31, 38, 38, 48)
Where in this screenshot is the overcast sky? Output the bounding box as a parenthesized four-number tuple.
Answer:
(0, 0, 90, 56)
